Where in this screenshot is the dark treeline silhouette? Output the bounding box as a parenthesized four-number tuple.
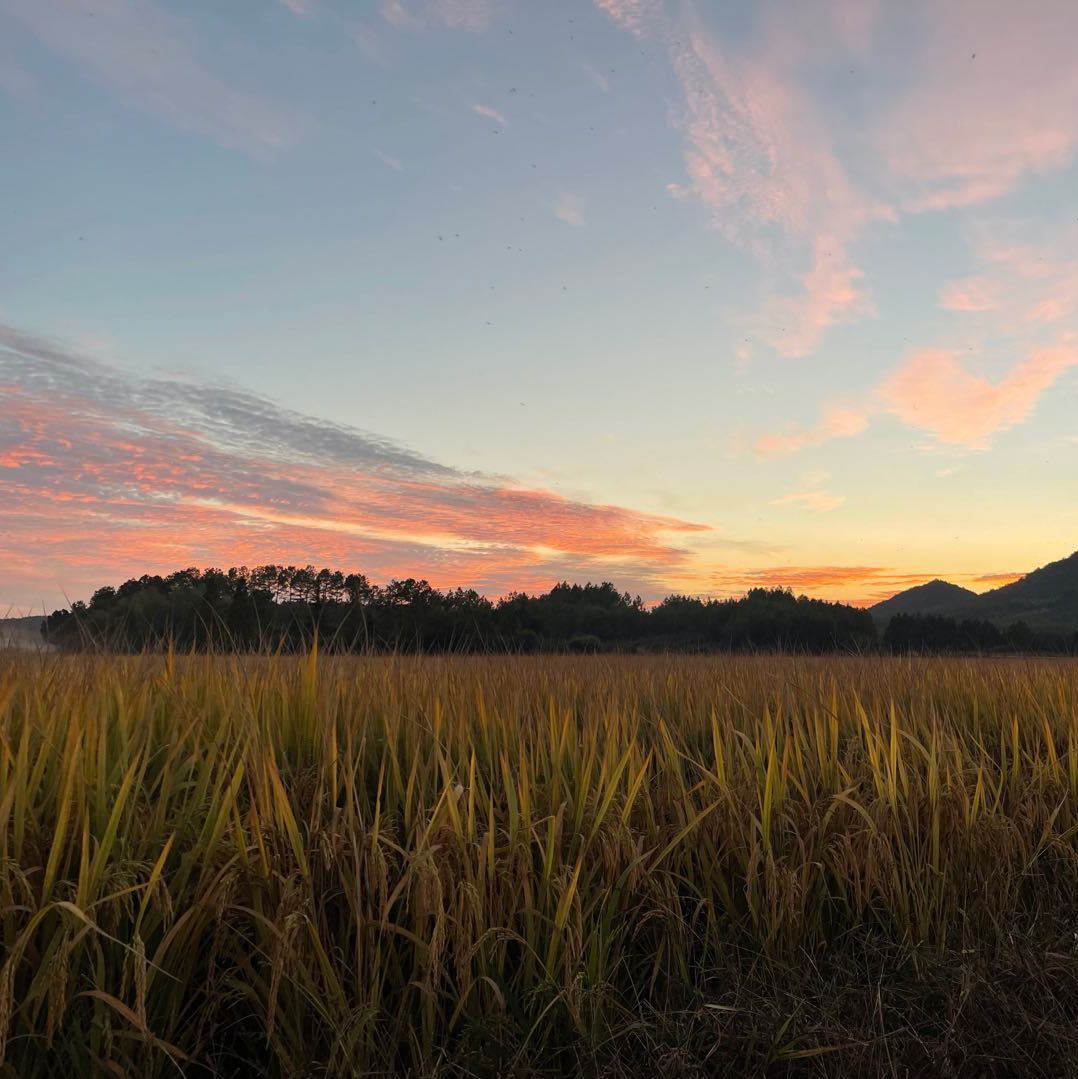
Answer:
(882, 612, 1076, 655)
(39, 565, 1078, 655)
(41, 564, 878, 654)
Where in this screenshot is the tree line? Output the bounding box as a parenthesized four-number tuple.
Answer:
(37, 564, 1078, 655)
(40, 563, 880, 654)
(881, 612, 1075, 655)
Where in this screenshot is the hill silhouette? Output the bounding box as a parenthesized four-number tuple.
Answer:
(870, 580, 977, 623)
(871, 550, 1078, 633)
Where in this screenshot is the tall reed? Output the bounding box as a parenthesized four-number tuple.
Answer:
(1, 652, 1077, 1075)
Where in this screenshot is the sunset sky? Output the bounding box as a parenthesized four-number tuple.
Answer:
(2, 0, 1077, 613)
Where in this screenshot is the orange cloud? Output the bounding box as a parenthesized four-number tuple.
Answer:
(878, 346, 1078, 449)
(708, 565, 943, 607)
(705, 564, 1030, 608)
(755, 330, 1078, 457)
(0, 325, 710, 607)
(970, 571, 1025, 587)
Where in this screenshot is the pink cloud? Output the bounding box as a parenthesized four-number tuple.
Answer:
(755, 406, 869, 457)
(597, 0, 1078, 366)
(940, 277, 998, 313)
(878, 346, 1078, 448)
(601, 1, 892, 359)
(883, 1, 1078, 212)
(1027, 297, 1071, 324)
(939, 235, 1078, 332)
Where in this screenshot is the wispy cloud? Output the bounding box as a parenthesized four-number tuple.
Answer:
(755, 406, 868, 457)
(772, 469, 846, 511)
(939, 237, 1078, 331)
(471, 102, 506, 126)
(372, 148, 404, 171)
(773, 489, 846, 512)
(554, 193, 586, 227)
(0, 323, 709, 606)
(381, 0, 497, 32)
(0, 0, 299, 155)
(882, 0, 1078, 213)
(594, 0, 661, 37)
(598, 0, 892, 359)
(939, 278, 999, 313)
(580, 62, 610, 94)
(597, 0, 1078, 368)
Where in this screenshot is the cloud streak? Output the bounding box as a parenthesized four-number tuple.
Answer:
(755, 406, 868, 457)
(773, 489, 846, 512)
(381, 0, 497, 32)
(0, 0, 299, 155)
(706, 564, 1020, 607)
(0, 324, 709, 607)
(471, 102, 507, 126)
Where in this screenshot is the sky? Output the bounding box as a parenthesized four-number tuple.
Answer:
(2, 0, 1077, 614)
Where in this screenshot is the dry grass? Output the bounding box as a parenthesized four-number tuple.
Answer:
(1, 652, 1078, 1076)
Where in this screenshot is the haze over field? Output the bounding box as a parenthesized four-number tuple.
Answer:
(2, 0, 1076, 610)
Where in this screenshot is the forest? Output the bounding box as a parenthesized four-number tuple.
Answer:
(38, 564, 1077, 654)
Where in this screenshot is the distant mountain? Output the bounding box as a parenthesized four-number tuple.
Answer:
(871, 550, 1078, 632)
(870, 579, 977, 623)
(972, 551, 1078, 630)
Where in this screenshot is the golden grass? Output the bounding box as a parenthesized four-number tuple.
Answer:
(1, 652, 1078, 1076)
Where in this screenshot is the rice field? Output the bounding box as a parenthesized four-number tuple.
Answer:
(2, 652, 1078, 1076)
